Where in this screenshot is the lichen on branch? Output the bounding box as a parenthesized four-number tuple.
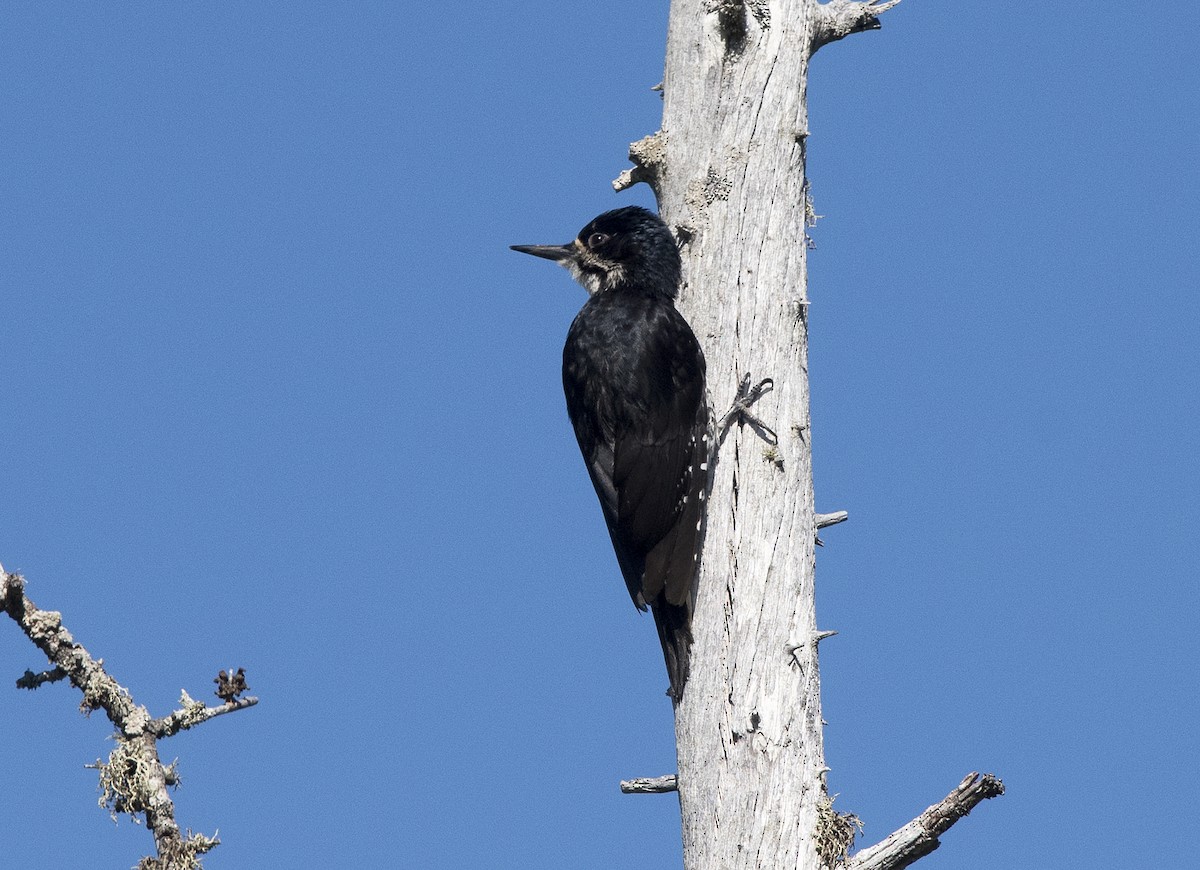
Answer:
(2, 565, 258, 868)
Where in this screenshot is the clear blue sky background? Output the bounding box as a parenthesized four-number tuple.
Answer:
(2, 4, 1196, 868)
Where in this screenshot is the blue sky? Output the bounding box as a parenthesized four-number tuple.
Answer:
(2, 3, 1197, 868)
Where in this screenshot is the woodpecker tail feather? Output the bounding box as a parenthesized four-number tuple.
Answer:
(651, 598, 692, 702)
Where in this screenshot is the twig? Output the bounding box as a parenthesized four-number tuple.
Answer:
(815, 511, 849, 529)
(811, 0, 902, 55)
(150, 694, 260, 739)
(847, 772, 1005, 870)
(786, 629, 837, 669)
(16, 665, 70, 689)
(620, 774, 679, 794)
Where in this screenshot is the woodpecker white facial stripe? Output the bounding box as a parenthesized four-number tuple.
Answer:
(561, 238, 628, 296)
(564, 259, 604, 296)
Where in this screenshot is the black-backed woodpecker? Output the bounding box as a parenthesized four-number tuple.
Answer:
(512, 206, 708, 701)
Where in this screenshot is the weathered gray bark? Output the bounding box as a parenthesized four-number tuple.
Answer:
(651, 7, 829, 868)
(615, 2, 1001, 868)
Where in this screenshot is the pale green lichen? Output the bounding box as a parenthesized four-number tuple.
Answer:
(134, 831, 219, 870)
(94, 740, 154, 821)
(815, 793, 863, 868)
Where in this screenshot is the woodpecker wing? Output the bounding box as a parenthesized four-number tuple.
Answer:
(639, 396, 709, 610)
(611, 319, 707, 611)
(563, 297, 706, 613)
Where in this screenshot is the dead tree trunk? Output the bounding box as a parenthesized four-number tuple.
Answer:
(614, 2, 1002, 868)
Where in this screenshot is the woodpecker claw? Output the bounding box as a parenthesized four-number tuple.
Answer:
(719, 373, 778, 446)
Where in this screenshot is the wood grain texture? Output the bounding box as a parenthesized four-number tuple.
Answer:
(653, 3, 826, 867)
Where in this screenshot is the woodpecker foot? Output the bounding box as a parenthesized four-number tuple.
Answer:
(718, 373, 778, 446)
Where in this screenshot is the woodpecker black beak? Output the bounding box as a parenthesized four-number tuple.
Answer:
(510, 243, 576, 262)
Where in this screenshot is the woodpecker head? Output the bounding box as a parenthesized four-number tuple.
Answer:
(511, 206, 682, 298)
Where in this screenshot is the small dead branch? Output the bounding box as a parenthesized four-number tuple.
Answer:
(847, 772, 1005, 870)
(2, 565, 257, 868)
(815, 510, 849, 545)
(620, 774, 679, 794)
(150, 688, 259, 739)
(17, 665, 69, 689)
(613, 130, 668, 193)
(815, 511, 849, 529)
(812, 0, 902, 55)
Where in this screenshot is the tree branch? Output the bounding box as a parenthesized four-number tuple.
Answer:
(815, 510, 848, 545)
(2, 567, 144, 729)
(815, 510, 849, 530)
(847, 772, 1005, 870)
(16, 665, 69, 689)
(811, 0, 902, 55)
(2, 565, 257, 868)
(150, 692, 260, 739)
(620, 774, 679, 794)
(613, 130, 668, 193)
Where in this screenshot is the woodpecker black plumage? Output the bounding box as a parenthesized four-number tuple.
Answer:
(512, 206, 709, 701)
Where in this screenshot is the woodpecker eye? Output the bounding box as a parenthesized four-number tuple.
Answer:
(586, 232, 610, 249)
